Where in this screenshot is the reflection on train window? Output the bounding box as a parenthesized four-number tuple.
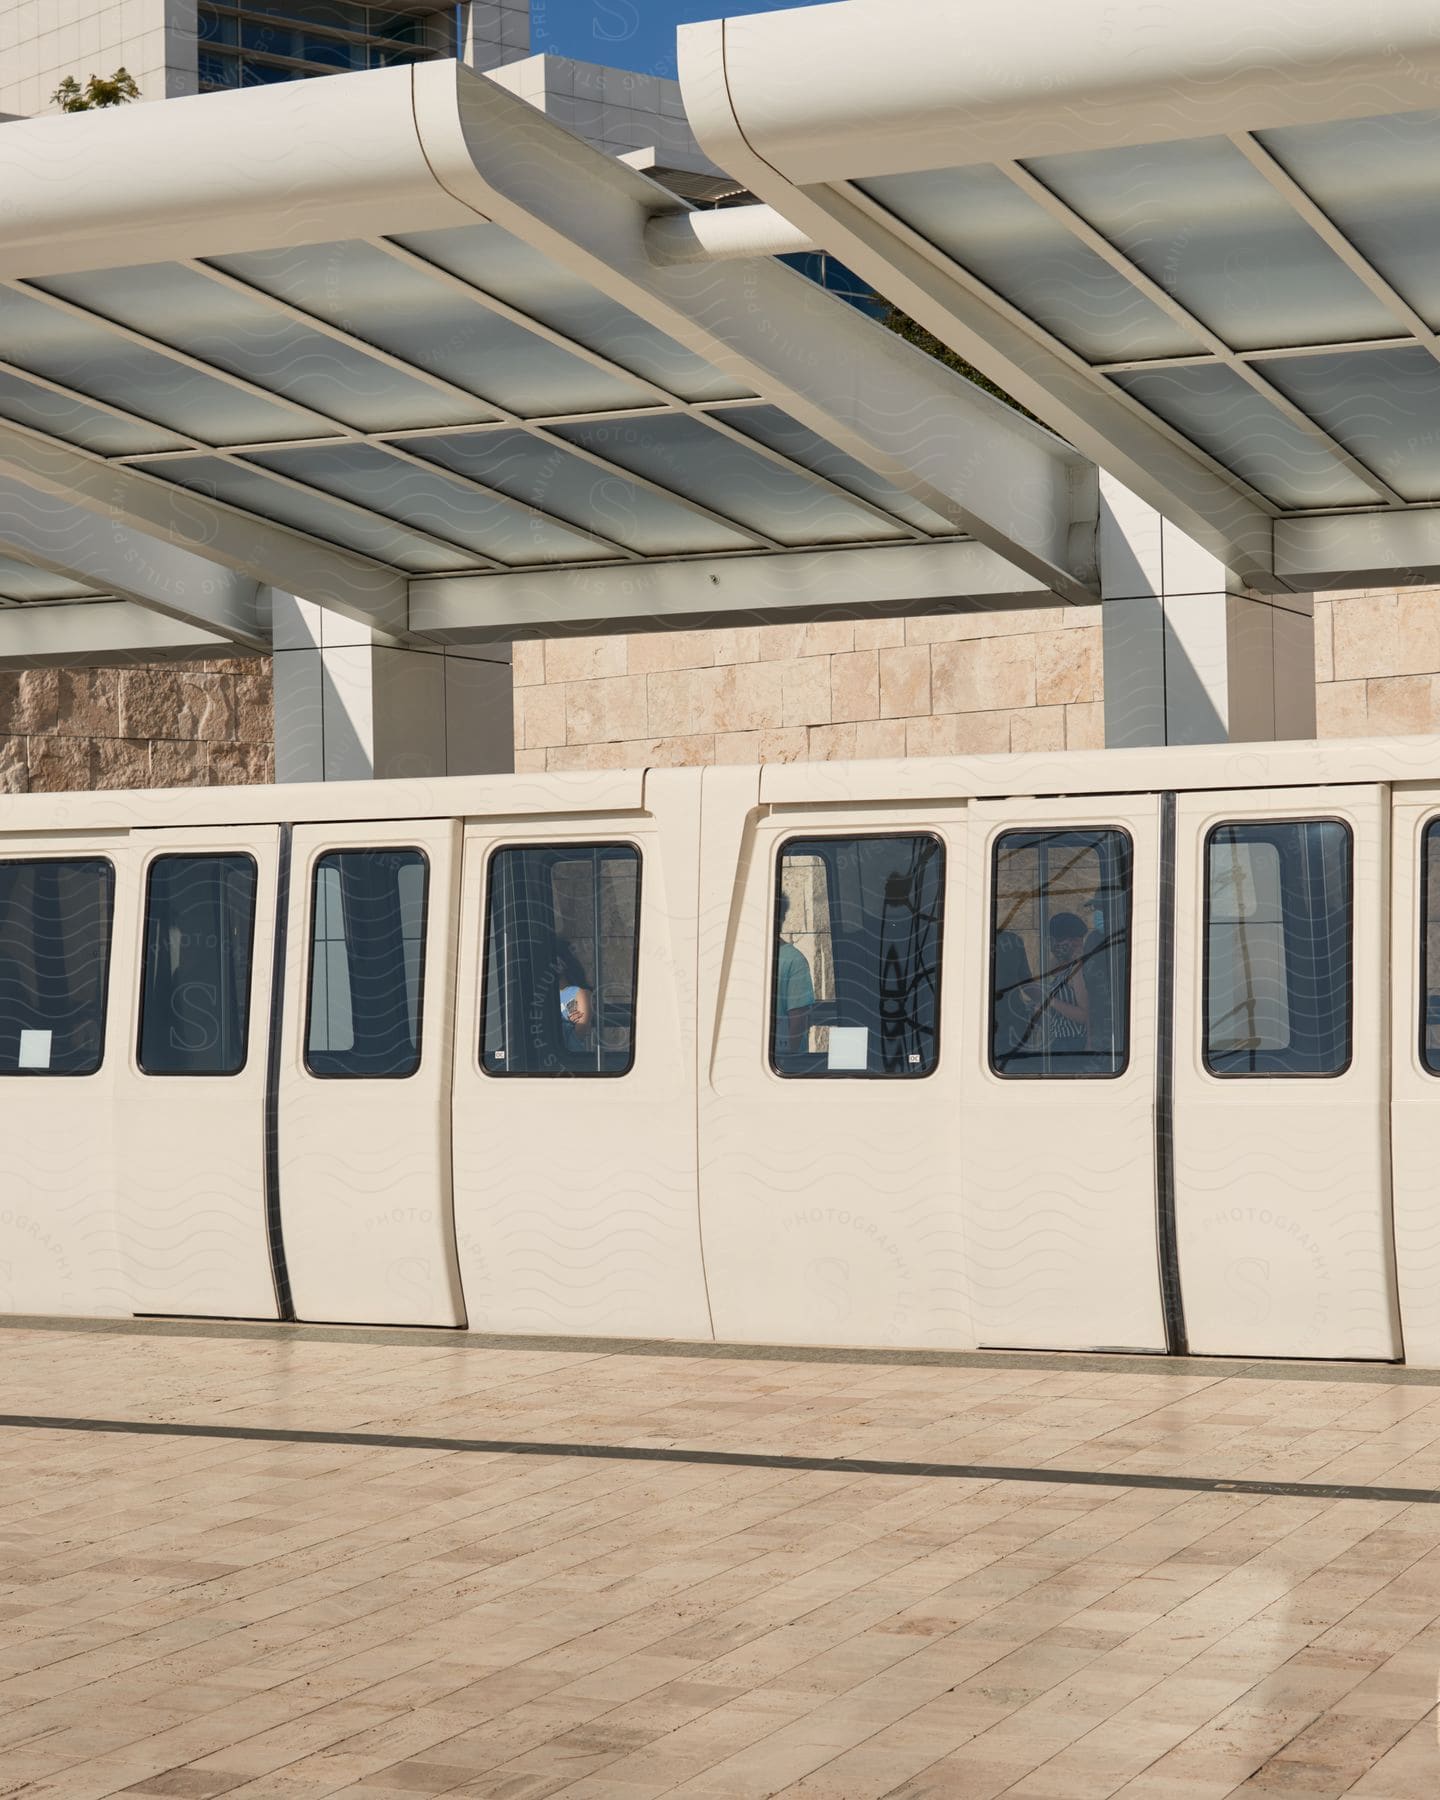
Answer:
(305, 848, 427, 1078)
(1423, 821, 1440, 1073)
(0, 859, 114, 1076)
(1205, 820, 1352, 1077)
(990, 829, 1132, 1079)
(481, 844, 640, 1076)
(139, 855, 258, 1076)
(770, 834, 943, 1079)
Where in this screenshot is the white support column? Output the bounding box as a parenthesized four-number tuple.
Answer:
(269, 593, 514, 783)
(1099, 476, 1316, 747)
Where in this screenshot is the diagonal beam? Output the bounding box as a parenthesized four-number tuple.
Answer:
(0, 473, 265, 646)
(0, 598, 234, 667)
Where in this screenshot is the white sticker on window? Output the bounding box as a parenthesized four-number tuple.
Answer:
(18, 1029, 52, 1070)
(826, 1026, 868, 1071)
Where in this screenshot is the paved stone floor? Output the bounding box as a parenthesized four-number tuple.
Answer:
(3, 1323, 1440, 1798)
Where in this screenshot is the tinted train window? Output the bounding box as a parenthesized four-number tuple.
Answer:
(1205, 820, 1351, 1077)
(0, 859, 114, 1076)
(139, 854, 258, 1076)
(1423, 821, 1440, 1073)
(770, 834, 943, 1078)
(990, 829, 1132, 1079)
(305, 848, 427, 1078)
(481, 844, 640, 1076)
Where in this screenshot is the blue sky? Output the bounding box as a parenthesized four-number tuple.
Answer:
(528, 0, 823, 81)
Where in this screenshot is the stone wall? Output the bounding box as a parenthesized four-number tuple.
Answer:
(512, 608, 1105, 773)
(0, 657, 272, 793)
(1314, 590, 1440, 737)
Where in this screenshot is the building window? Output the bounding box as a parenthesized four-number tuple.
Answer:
(196, 2, 458, 91)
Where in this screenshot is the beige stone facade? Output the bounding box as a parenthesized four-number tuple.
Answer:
(12, 587, 1440, 793)
(512, 609, 1105, 773)
(0, 657, 272, 793)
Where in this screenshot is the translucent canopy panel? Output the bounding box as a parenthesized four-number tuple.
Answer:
(131, 455, 491, 574)
(1106, 366, 1380, 510)
(1262, 348, 1440, 503)
(395, 225, 756, 404)
(243, 443, 616, 565)
(1258, 111, 1440, 332)
(0, 556, 104, 603)
(207, 240, 663, 417)
(401, 430, 759, 557)
(0, 369, 189, 458)
(1022, 137, 1401, 352)
(860, 165, 1200, 363)
(552, 414, 912, 546)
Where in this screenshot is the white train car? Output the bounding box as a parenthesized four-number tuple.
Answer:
(4, 734, 1440, 1366)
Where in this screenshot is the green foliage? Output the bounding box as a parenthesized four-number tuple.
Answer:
(880, 305, 1038, 422)
(52, 68, 141, 112)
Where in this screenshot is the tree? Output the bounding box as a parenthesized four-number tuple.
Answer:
(880, 305, 1038, 423)
(52, 68, 140, 111)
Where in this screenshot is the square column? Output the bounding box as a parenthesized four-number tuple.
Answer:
(1099, 477, 1315, 747)
(270, 594, 513, 782)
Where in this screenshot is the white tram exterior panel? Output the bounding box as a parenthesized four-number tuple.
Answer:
(1, 735, 1437, 1365)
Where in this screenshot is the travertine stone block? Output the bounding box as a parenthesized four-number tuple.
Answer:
(931, 635, 1036, 713)
(693, 663, 785, 734)
(808, 723, 857, 760)
(853, 719, 907, 759)
(1364, 675, 1438, 735)
(0, 736, 27, 794)
(511, 641, 544, 686)
(92, 738, 149, 789)
(0, 669, 60, 735)
(565, 674, 646, 744)
(853, 619, 906, 650)
(780, 657, 831, 728)
(1011, 705, 1067, 753)
(1331, 594, 1399, 683)
(1035, 626, 1100, 706)
(513, 748, 547, 772)
(622, 630, 714, 675)
(542, 634, 628, 683)
(906, 711, 1010, 756)
(645, 669, 697, 739)
(148, 739, 208, 788)
(879, 646, 931, 719)
(800, 621, 856, 656)
(55, 668, 119, 737)
(207, 743, 275, 785)
(758, 624, 807, 662)
(1314, 602, 1334, 685)
(233, 672, 272, 744)
(1316, 680, 1368, 737)
(1064, 701, 1106, 749)
(710, 627, 761, 666)
(31, 737, 94, 790)
(830, 650, 880, 723)
(518, 683, 567, 749)
(714, 727, 808, 764)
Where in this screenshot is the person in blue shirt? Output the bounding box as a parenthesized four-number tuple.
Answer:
(774, 892, 815, 1058)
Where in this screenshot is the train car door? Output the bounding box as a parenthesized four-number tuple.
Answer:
(0, 832, 136, 1316)
(117, 826, 281, 1319)
(961, 796, 1166, 1351)
(1171, 785, 1399, 1360)
(277, 819, 465, 1326)
(1393, 792, 1440, 1367)
(449, 777, 710, 1339)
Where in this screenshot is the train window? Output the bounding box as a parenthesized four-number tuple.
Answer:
(138, 854, 258, 1076)
(481, 843, 640, 1076)
(770, 834, 943, 1078)
(1205, 820, 1351, 1077)
(990, 829, 1132, 1079)
(0, 859, 114, 1076)
(1423, 821, 1440, 1073)
(305, 848, 427, 1078)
